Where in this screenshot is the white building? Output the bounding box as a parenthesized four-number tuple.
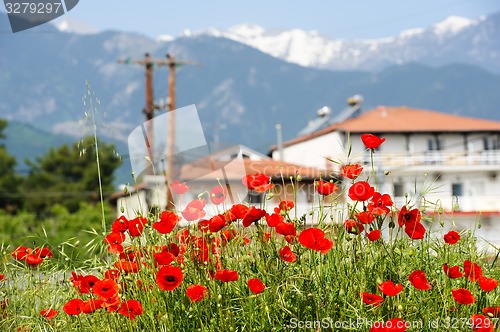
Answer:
(270, 106, 500, 243)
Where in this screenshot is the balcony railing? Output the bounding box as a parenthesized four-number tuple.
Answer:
(394, 195, 500, 213)
(361, 151, 500, 167)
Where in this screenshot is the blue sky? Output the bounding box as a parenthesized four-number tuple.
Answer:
(46, 0, 500, 39)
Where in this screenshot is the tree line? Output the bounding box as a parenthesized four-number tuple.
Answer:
(0, 119, 121, 215)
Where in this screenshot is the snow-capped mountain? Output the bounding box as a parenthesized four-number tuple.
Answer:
(54, 18, 99, 35)
(192, 13, 499, 72)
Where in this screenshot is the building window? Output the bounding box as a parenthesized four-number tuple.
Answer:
(393, 183, 404, 197)
(452, 183, 463, 197)
(483, 137, 490, 151)
(483, 136, 499, 151)
(427, 139, 434, 151)
(428, 137, 441, 151)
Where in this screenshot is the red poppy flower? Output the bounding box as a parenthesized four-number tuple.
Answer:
(478, 276, 498, 292)
(443, 230, 460, 244)
(114, 259, 140, 274)
(242, 173, 273, 192)
(156, 265, 183, 291)
(153, 211, 180, 234)
(214, 269, 239, 282)
(26, 254, 44, 267)
(275, 200, 294, 213)
(242, 206, 267, 227)
(230, 204, 249, 219)
(186, 284, 209, 302)
(443, 264, 464, 278)
(362, 292, 384, 306)
(285, 234, 295, 244)
(397, 206, 421, 227)
(221, 229, 237, 243)
(82, 298, 103, 314)
(11, 246, 31, 261)
(101, 295, 121, 312)
(265, 213, 283, 227)
(34, 247, 53, 259)
(248, 278, 266, 294)
(366, 230, 381, 242)
(404, 221, 426, 240)
(153, 247, 176, 266)
(408, 270, 431, 290)
(279, 246, 296, 262)
(197, 219, 210, 233)
(0, 274, 4, 281)
(128, 217, 148, 237)
(210, 185, 226, 205)
(40, 308, 58, 320)
(483, 306, 500, 317)
(471, 314, 494, 332)
(92, 279, 119, 300)
(341, 163, 363, 180)
(378, 280, 403, 296)
(464, 260, 483, 282)
(104, 231, 126, 246)
(298, 228, 333, 253)
(452, 288, 475, 305)
(209, 214, 227, 233)
(170, 179, 189, 194)
(181, 199, 206, 221)
(276, 221, 297, 237)
(118, 299, 143, 320)
(355, 211, 375, 224)
(368, 192, 393, 215)
(316, 180, 338, 195)
(111, 215, 129, 233)
(361, 133, 385, 150)
(348, 181, 375, 201)
(77, 275, 99, 294)
(344, 219, 364, 235)
(63, 298, 84, 315)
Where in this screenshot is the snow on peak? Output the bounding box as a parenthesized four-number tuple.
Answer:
(399, 27, 424, 39)
(226, 24, 266, 39)
(54, 18, 98, 35)
(157, 34, 175, 42)
(433, 16, 475, 35)
(218, 24, 345, 67)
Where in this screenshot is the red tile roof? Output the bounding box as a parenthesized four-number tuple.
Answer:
(110, 159, 330, 201)
(180, 159, 327, 181)
(276, 106, 500, 149)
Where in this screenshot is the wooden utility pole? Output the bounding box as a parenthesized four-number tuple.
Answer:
(118, 53, 197, 211)
(166, 54, 177, 210)
(118, 53, 156, 171)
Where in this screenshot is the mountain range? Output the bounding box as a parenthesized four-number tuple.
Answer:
(190, 13, 500, 73)
(1, 12, 500, 184)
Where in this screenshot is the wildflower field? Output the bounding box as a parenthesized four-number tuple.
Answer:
(1, 134, 499, 332)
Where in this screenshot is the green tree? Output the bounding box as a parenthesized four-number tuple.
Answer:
(23, 136, 121, 213)
(0, 119, 22, 212)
